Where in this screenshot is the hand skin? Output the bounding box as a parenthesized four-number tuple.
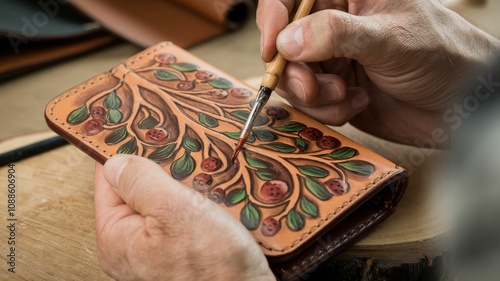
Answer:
(94, 155, 276, 281)
(257, 0, 500, 147)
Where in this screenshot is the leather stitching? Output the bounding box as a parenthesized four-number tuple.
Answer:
(48, 42, 170, 157)
(287, 209, 387, 276)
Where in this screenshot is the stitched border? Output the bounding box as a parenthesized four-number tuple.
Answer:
(48, 42, 171, 158)
(287, 209, 387, 276)
(47, 42, 401, 254)
(259, 168, 399, 252)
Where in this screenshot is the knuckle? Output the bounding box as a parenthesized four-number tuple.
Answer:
(326, 11, 350, 57)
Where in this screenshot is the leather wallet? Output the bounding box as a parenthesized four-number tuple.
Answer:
(45, 42, 408, 280)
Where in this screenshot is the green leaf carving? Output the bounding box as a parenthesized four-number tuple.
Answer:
(105, 126, 127, 145)
(117, 137, 137, 155)
(223, 132, 255, 143)
(67, 104, 89, 125)
(170, 63, 198, 72)
(274, 122, 307, 133)
(296, 138, 308, 151)
(224, 131, 240, 139)
(305, 177, 332, 201)
(298, 165, 329, 178)
(138, 116, 160, 129)
(155, 70, 180, 81)
(182, 135, 201, 152)
(171, 151, 195, 179)
(225, 188, 247, 207)
(245, 157, 269, 169)
(240, 201, 260, 230)
(148, 143, 176, 163)
(300, 196, 319, 218)
(209, 77, 233, 89)
(198, 113, 219, 128)
(328, 147, 357, 160)
(107, 109, 123, 124)
(230, 111, 269, 126)
(338, 160, 375, 176)
(253, 129, 277, 142)
(231, 110, 250, 121)
(104, 91, 121, 109)
(256, 169, 274, 181)
(286, 209, 305, 231)
(262, 143, 296, 153)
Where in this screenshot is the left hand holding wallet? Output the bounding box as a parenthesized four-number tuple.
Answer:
(94, 155, 276, 281)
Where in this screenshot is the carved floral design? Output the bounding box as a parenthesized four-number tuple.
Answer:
(66, 53, 376, 236)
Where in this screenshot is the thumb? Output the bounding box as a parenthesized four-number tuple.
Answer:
(103, 155, 205, 217)
(276, 10, 380, 62)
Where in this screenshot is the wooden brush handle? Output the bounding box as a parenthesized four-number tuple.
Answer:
(260, 0, 315, 90)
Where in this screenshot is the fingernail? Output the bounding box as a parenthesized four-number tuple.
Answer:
(351, 89, 369, 109)
(277, 23, 304, 57)
(287, 78, 306, 101)
(320, 82, 341, 102)
(105, 155, 129, 188)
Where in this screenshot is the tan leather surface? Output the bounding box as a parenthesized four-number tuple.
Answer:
(45, 42, 408, 261)
(68, 0, 252, 47)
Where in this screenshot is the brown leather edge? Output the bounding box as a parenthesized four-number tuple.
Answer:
(270, 168, 409, 281)
(44, 76, 110, 166)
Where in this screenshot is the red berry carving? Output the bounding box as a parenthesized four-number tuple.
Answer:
(230, 88, 252, 98)
(261, 217, 280, 236)
(193, 173, 213, 193)
(317, 136, 340, 149)
(266, 107, 289, 120)
(154, 53, 176, 64)
(145, 127, 168, 143)
(211, 89, 228, 99)
(83, 119, 104, 136)
(195, 70, 216, 81)
(260, 180, 289, 202)
(208, 188, 225, 204)
(90, 106, 106, 119)
(324, 178, 349, 196)
(201, 157, 222, 172)
(176, 80, 195, 90)
(299, 127, 323, 141)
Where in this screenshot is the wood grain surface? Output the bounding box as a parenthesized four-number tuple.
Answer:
(0, 133, 112, 280)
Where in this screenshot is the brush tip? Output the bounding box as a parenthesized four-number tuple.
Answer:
(231, 137, 247, 164)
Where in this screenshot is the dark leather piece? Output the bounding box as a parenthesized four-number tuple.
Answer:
(270, 171, 409, 280)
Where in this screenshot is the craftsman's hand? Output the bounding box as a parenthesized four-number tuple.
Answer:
(94, 155, 275, 281)
(257, 0, 500, 146)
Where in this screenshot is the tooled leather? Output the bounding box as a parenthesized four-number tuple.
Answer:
(258, 167, 402, 253)
(47, 53, 159, 160)
(45, 42, 409, 260)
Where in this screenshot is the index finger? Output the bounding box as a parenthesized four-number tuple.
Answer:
(256, 0, 295, 62)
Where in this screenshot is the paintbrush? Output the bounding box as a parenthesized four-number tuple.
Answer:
(231, 0, 316, 163)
